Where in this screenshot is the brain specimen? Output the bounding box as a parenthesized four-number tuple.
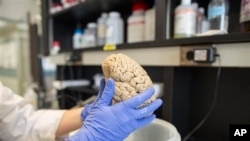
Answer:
(102, 53, 155, 106)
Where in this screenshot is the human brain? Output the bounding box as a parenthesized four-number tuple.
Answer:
(102, 53, 155, 106)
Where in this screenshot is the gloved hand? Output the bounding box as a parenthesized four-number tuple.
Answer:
(81, 78, 105, 120)
(67, 78, 163, 141)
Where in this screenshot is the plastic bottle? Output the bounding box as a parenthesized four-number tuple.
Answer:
(192, 2, 200, 34)
(174, 0, 197, 38)
(127, 2, 147, 43)
(81, 28, 87, 48)
(97, 13, 108, 46)
(85, 22, 97, 47)
(201, 16, 210, 34)
(106, 12, 124, 45)
(240, 0, 250, 32)
(73, 28, 83, 49)
(145, 3, 155, 41)
(51, 41, 60, 55)
(197, 7, 205, 34)
(208, 0, 229, 32)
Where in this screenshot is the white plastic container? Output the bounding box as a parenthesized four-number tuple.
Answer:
(197, 7, 205, 34)
(145, 6, 155, 41)
(81, 29, 88, 48)
(97, 13, 108, 46)
(125, 118, 181, 141)
(106, 12, 124, 44)
(85, 22, 97, 47)
(127, 3, 147, 43)
(73, 29, 83, 49)
(174, 0, 197, 38)
(201, 19, 210, 33)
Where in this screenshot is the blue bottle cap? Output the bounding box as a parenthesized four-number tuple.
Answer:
(74, 29, 83, 34)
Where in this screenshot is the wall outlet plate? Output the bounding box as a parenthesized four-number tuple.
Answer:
(180, 44, 215, 66)
(193, 48, 216, 63)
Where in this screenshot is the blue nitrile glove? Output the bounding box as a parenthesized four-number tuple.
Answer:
(68, 78, 163, 141)
(81, 78, 105, 120)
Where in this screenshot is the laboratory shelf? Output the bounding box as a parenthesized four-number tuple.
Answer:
(44, 0, 250, 55)
(49, 0, 138, 22)
(50, 3, 84, 18)
(58, 32, 250, 53)
(71, 41, 158, 53)
(161, 32, 250, 46)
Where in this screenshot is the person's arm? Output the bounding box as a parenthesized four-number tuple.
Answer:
(0, 82, 82, 141)
(55, 107, 83, 137)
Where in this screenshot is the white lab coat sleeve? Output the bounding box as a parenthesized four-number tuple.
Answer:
(0, 82, 66, 141)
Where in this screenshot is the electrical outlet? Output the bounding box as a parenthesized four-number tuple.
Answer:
(193, 48, 216, 63)
(180, 45, 216, 66)
(67, 53, 82, 63)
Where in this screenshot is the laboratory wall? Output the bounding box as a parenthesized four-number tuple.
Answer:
(0, 23, 31, 95)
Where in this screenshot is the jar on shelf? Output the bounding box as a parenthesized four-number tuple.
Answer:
(208, 0, 229, 33)
(106, 12, 124, 45)
(127, 2, 147, 43)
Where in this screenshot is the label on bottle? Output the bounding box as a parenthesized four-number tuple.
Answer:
(145, 9, 155, 41)
(208, 4, 228, 32)
(85, 34, 96, 47)
(208, 6, 225, 20)
(209, 15, 228, 31)
(106, 26, 114, 44)
(73, 35, 82, 49)
(174, 9, 196, 38)
(98, 25, 106, 38)
(240, 0, 250, 23)
(128, 20, 145, 43)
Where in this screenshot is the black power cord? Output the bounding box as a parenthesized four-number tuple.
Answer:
(183, 54, 222, 141)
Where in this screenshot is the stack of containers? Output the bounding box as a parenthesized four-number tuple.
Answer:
(73, 22, 97, 48)
(173, 0, 210, 38)
(72, 1, 157, 48)
(72, 11, 124, 49)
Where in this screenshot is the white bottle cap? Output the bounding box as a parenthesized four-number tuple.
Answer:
(192, 2, 198, 9)
(181, 0, 191, 5)
(101, 13, 108, 18)
(109, 12, 120, 18)
(87, 23, 97, 28)
(199, 7, 205, 14)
